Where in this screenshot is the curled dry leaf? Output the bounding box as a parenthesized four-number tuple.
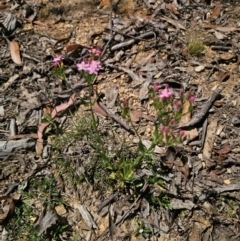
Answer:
(34, 211, 58, 235)
(166, 3, 179, 15)
(0, 196, 15, 225)
(210, 7, 221, 21)
(10, 41, 22, 66)
(203, 118, 218, 158)
(213, 145, 231, 155)
(36, 94, 76, 156)
(93, 102, 108, 117)
(130, 109, 142, 123)
(178, 100, 198, 140)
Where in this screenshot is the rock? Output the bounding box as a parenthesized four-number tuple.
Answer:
(195, 66, 205, 72)
(55, 205, 67, 216)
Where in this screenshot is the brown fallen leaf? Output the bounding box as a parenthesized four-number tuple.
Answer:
(93, 102, 108, 117)
(203, 118, 218, 158)
(210, 7, 221, 21)
(213, 145, 231, 155)
(33, 20, 51, 27)
(166, 3, 179, 15)
(130, 109, 142, 123)
(66, 44, 84, 54)
(203, 24, 240, 32)
(178, 100, 191, 126)
(178, 100, 198, 140)
(209, 170, 223, 184)
(10, 41, 22, 66)
(36, 94, 76, 156)
(218, 70, 230, 82)
(0, 196, 15, 225)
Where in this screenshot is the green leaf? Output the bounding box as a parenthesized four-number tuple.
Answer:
(152, 128, 159, 144)
(133, 156, 142, 166)
(41, 118, 51, 124)
(138, 140, 145, 153)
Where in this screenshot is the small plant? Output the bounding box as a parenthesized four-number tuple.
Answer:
(133, 220, 152, 237)
(6, 177, 68, 240)
(120, 84, 194, 151)
(186, 31, 205, 56)
(49, 49, 195, 199)
(6, 202, 41, 241)
(108, 158, 136, 189)
(226, 200, 235, 218)
(151, 195, 172, 210)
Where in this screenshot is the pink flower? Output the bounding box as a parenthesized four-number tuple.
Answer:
(158, 85, 172, 100)
(77, 60, 101, 75)
(89, 49, 102, 57)
(86, 60, 101, 75)
(162, 126, 168, 133)
(173, 99, 181, 111)
(77, 60, 89, 72)
(169, 119, 174, 125)
(189, 96, 195, 104)
(179, 89, 184, 96)
(179, 130, 185, 137)
(153, 82, 159, 91)
(53, 56, 64, 67)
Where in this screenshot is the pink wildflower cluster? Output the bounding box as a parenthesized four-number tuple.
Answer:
(153, 83, 173, 100)
(161, 124, 185, 143)
(89, 49, 102, 57)
(179, 130, 185, 137)
(159, 85, 172, 100)
(173, 99, 181, 111)
(53, 56, 64, 67)
(77, 59, 101, 75)
(76, 48, 102, 75)
(189, 95, 195, 104)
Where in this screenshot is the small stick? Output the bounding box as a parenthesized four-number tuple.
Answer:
(179, 88, 222, 129)
(97, 193, 119, 213)
(101, 2, 114, 57)
(98, 101, 134, 133)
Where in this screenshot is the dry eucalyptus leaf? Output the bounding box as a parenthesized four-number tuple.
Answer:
(179, 101, 198, 140)
(170, 198, 195, 210)
(130, 110, 142, 122)
(77, 205, 98, 229)
(34, 211, 58, 235)
(93, 102, 108, 117)
(10, 41, 22, 66)
(203, 118, 218, 158)
(210, 6, 221, 21)
(0, 196, 15, 225)
(166, 3, 179, 15)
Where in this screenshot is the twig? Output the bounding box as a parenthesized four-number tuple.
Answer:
(96, 183, 148, 240)
(205, 66, 216, 83)
(98, 101, 134, 133)
(179, 88, 222, 129)
(199, 118, 208, 152)
(101, 3, 114, 57)
(111, 32, 156, 51)
(115, 183, 149, 226)
(97, 193, 119, 213)
(211, 46, 232, 51)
